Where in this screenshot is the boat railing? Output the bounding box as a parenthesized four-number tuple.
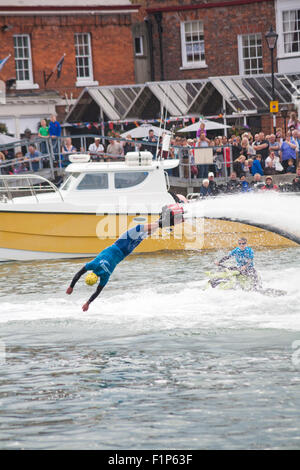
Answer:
(0, 174, 64, 203)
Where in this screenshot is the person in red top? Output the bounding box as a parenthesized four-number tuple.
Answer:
(261, 176, 279, 191)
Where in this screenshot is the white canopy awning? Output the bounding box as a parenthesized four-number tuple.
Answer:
(121, 123, 171, 138)
(178, 119, 231, 133)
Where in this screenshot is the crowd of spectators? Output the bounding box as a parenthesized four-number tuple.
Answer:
(169, 127, 300, 180)
(196, 167, 300, 197)
(1, 112, 300, 188)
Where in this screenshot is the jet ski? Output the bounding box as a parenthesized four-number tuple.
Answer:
(206, 267, 286, 297)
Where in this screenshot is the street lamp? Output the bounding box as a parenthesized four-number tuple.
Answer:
(265, 25, 278, 133)
(280, 106, 289, 136)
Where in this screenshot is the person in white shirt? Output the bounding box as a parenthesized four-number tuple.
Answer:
(264, 151, 283, 173)
(88, 138, 104, 161)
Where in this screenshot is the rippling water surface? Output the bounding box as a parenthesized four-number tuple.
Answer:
(0, 247, 300, 449)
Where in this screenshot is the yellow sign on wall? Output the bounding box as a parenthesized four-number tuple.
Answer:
(270, 101, 279, 113)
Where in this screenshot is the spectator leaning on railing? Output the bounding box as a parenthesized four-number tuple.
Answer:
(106, 137, 124, 160)
(62, 137, 77, 167)
(122, 135, 135, 156)
(88, 137, 104, 161)
(142, 129, 158, 159)
(12, 151, 28, 174)
(25, 144, 43, 172)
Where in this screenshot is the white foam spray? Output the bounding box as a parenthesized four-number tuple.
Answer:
(183, 193, 300, 241)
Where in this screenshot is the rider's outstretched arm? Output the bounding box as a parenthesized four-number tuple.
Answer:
(216, 254, 232, 265)
(143, 221, 160, 234)
(66, 266, 87, 294)
(82, 284, 105, 311)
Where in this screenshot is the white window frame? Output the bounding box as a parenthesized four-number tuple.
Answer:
(13, 34, 38, 90)
(238, 33, 263, 75)
(180, 20, 207, 70)
(134, 36, 144, 56)
(276, 0, 300, 59)
(74, 33, 98, 87)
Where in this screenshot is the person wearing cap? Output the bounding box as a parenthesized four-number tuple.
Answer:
(261, 176, 279, 191)
(88, 137, 105, 161)
(208, 172, 219, 195)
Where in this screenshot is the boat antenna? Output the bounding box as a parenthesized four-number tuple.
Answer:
(156, 83, 170, 161)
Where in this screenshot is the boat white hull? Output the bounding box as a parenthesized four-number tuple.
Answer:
(0, 247, 98, 262)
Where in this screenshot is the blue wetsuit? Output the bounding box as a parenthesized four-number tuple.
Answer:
(85, 224, 147, 287)
(69, 225, 148, 304)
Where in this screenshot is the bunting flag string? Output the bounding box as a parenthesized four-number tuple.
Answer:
(68, 115, 224, 129)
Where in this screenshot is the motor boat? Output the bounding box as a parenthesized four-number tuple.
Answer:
(0, 152, 297, 261)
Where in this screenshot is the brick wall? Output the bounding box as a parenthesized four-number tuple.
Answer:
(139, 0, 276, 81)
(0, 12, 136, 98)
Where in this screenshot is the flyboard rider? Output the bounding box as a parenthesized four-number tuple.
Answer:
(66, 204, 185, 311)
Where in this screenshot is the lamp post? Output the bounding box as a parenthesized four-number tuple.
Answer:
(280, 106, 288, 136)
(265, 25, 278, 133)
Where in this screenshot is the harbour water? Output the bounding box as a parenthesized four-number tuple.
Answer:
(0, 246, 300, 449)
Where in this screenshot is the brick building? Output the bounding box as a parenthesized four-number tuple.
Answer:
(1, 0, 300, 136)
(0, 0, 140, 137)
(133, 0, 300, 81)
(66, 0, 300, 135)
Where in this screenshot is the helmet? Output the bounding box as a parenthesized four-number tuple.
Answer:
(85, 272, 98, 286)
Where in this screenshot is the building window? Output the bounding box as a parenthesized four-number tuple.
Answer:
(74, 33, 96, 86)
(180, 21, 206, 69)
(134, 36, 144, 56)
(13, 35, 37, 89)
(282, 9, 300, 53)
(238, 34, 263, 75)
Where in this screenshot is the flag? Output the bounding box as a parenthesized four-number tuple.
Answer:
(56, 54, 65, 79)
(0, 54, 11, 72)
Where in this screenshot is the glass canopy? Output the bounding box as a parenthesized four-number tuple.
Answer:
(65, 72, 300, 123)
